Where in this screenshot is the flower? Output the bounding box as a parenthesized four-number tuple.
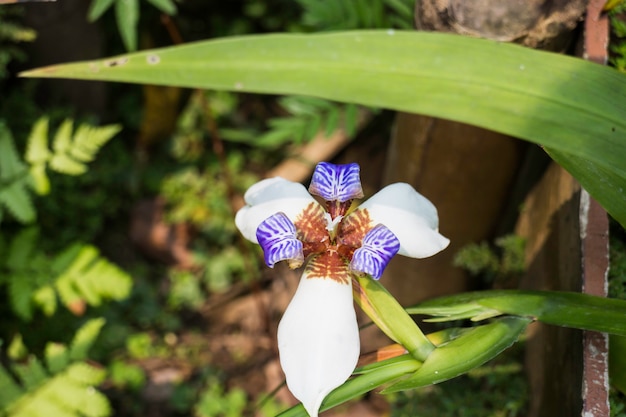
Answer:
(235, 162, 449, 417)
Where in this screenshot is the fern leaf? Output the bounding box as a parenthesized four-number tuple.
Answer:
(8, 274, 35, 321)
(12, 356, 48, 391)
(25, 117, 51, 165)
(33, 285, 57, 316)
(72, 124, 121, 162)
(29, 163, 50, 195)
(0, 180, 36, 224)
(87, 0, 115, 22)
(52, 119, 73, 154)
(0, 121, 27, 180)
(0, 366, 23, 410)
(45, 343, 69, 375)
(1, 319, 111, 417)
(6, 227, 39, 270)
(49, 153, 87, 175)
(69, 318, 105, 361)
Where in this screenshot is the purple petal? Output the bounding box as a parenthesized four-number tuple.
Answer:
(309, 162, 364, 203)
(349, 224, 400, 279)
(257, 213, 304, 268)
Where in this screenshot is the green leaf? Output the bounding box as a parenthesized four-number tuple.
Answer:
(69, 318, 105, 361)
(409, 290, 626, 336)
(145, 0, 176, 15)
(87, 0, 116, 22)
(45, 343, 69, 374)
(276, 354, 421, 417)
(0, 180, 36, 223)
(20, 31, 626, 226)
(115, 0, 139, 52)
(353, 275, 434, 361)
(0, 121, 27, 180)
(25, 117, 51, 165)
(382, 317, 531, 393)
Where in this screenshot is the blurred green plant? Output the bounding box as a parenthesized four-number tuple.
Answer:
(296, 0, 414, 31)
(87, 0, 177, 52)
(607, 0, 626, 72)
(256, 96, 361, 148)
(0, 319, 111, 417)
(0, 227, 132, 320)
(453, 234, 526, 285)
(0, 6, 36, 79)
(0, 118, 120, 224)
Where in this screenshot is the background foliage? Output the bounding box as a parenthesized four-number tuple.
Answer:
(1, 0, 625, 416)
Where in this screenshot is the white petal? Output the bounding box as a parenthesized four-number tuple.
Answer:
(277, 269, 360, 417)
(358, 183, 450, 258)
(235, 177, 319, 243)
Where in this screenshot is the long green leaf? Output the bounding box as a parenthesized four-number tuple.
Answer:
(382, 317, 530, 393)
(409, 290, 626, 336)
(19, 31, 626, 225)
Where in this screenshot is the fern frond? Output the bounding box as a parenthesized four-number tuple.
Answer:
(39, 119, 121, 176)
(54, 245, 132, 313)
(25, 118, 51, 165)
(256, 96, 364, 148)
(0, 121, 27, 181)
(69, 318, 105, 361)
(2, 234, 132, 320)
(2, 320, 111, 417)
(0, 181, 35, 224)
(0, 122, 35, 224)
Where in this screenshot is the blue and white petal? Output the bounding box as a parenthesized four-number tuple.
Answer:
(235, 177, 319, 243)
(256, 213, 304, 268)
(350, 224, 400, 279)
(308, 162, 364, 202)
(358, 183, 449, 258)
(277, 268, 360, 417)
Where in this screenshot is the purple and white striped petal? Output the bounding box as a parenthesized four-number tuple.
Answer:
(235, 177, 319, 244)
(256, 213, 304, 268)
(308, 162, 364, 203)
(349, 224, 400, 279)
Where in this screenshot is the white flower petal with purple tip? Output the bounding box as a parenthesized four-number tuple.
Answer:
(235, 177, 319, 243)
(357, 183, 450, 258)
(257, 213, 304, 268)
(309, 162, 364, 202)
(277, 268, 360, 417)
(350, 224, 400, 279)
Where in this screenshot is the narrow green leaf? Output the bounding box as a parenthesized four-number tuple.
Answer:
(25, 117, 50, 164)
(45, 342, 69, 374)
(69, 318, 106, 361)
(409, 290, 626, 336)
(50, 153, 87, 175)
(87, 0, 116, 22)
(145, 0, 176, 15)
(0, 365, 23, 409)
(13, 356, 48, 391)
(52, 119, 73, 154)
(353, 275, 434, 361)
(19, 31, 626, 226)
(115, 0, 139, 52)
(29, 164, 50, 195)
(0, 122, 27, 180)
(382, 317, 531, 393)
(0, 181, 36, 223)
